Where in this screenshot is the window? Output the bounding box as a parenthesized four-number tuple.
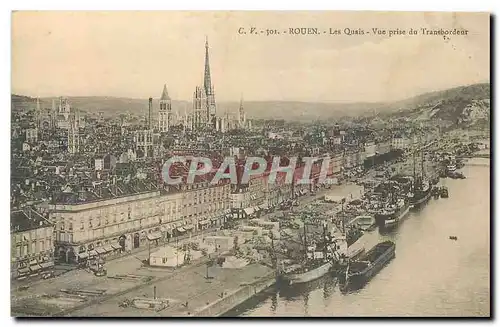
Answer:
(31, 241, 36, 254)
(80, 221, 84, 230)
(69, 223, 73, 231)
(162, 258, 167, 264)
(16, 246, 21, 257)
(39, 240, 44, 252)
(60, 222, 65, 230)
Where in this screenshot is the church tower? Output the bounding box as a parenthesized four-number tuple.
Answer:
(35, 97, 41, 128)
(193, 86, 208, 130)
(67, 110, 80, 154)
(238, 95, 246, 129)
(204, 37, 217, 128)
(158, 84, 172, 132)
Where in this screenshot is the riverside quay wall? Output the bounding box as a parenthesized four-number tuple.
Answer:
(194, 270, 276, 317)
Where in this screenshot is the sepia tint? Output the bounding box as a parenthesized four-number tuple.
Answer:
(10, 11, 490, 317)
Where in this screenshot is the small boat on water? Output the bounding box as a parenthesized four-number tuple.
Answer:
(440, 187, 449, 198)
(448, 171, 466, 179)
(341, 241, 396, 292)
(449, 236, 458, 241)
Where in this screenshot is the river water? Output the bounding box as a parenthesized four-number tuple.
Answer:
(229, 160, 490, 317)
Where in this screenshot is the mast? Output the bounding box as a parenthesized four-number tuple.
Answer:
(420, 135, 425, 179)
(412, 136, 416, 182)
(303, 223, 307, 261)
(341, 199, 346, 234)
(323, 223, 327, 260)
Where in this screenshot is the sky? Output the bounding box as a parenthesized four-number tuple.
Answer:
(11, 11, 490, 103)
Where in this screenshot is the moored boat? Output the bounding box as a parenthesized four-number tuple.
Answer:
(410, 178, 431, 209)
(382, 199, 410, 229)
(280, 220, 339, 286)
(440, 186, 449, 198)
(341, 241, 396, 292)
(350, 215, 376, 231)
(281, 259, 333, 285)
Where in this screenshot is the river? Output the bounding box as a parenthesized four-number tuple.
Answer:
(228, 160, 490, 317)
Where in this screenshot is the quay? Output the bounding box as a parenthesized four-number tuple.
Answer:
(11, 252, 276, 317)
(65, 262, 275, 317)
(10, 137, 485, 317)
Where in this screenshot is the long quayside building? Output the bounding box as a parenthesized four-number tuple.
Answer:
(45, 177, 233, 264)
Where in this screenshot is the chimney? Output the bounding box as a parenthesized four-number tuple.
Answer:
(148, 97, 153, 130)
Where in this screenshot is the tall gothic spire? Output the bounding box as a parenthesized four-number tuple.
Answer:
(160, 84, 170, 101)
(239, 94, 246, 127)
(203, 36, 212, 96)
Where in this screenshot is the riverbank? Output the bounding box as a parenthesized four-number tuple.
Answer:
(70, 262, 275, 317)
(236, 164, 490, 317)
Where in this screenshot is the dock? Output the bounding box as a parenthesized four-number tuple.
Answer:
(65, 262, 275, 317)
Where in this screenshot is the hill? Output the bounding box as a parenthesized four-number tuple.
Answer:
(11, 82, 490, 124)
(384, 83, 491, 127)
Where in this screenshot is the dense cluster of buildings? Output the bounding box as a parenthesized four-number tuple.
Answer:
(10, 40, 447, 281)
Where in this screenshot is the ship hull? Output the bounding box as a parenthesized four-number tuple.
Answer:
(282, 261, 333, 285)
(410, 189, 431, 210)
(384, 204, 410, 229)
(344, 241, 395, 291)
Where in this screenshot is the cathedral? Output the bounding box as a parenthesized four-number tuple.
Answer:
(158, 38, 250, 133)
(192, 38, 217, 131)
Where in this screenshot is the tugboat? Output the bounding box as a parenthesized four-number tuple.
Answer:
(341, 241, 396, 292)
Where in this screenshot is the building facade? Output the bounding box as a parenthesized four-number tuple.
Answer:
(11, 209, 54, 280)
(47, 189, 188, 264)
(193, 86, 209, 129)
(392, 135, 411, 150)
(134, 130, 154, 158)
(178, 181, 231, 231)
